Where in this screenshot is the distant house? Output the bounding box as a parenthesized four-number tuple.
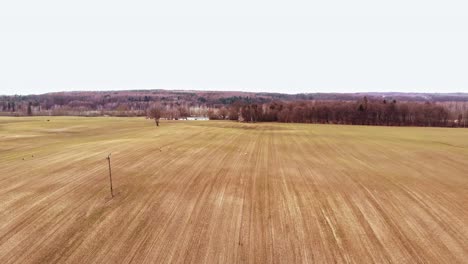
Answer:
(187, 116, 209, 121)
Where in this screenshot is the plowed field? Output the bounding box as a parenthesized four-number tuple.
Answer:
(1, 117, 467, 263)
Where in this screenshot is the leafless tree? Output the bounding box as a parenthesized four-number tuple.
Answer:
(147, 105, 164, 126)
(219, 107, 228, 120)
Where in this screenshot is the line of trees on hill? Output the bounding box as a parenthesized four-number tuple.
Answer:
(2, 92, 468, 127)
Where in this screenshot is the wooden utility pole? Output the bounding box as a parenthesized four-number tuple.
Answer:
(106, 153, 114, 198)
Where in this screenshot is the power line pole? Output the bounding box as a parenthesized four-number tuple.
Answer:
(106, 153, 114, 198)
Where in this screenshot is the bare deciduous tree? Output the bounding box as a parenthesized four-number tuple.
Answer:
(27, 102, 33, 116)
(147, 105, 164, 126)
(219, 107, 228, 120)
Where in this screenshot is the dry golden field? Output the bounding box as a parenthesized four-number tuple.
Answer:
(0, 117, 467, 263)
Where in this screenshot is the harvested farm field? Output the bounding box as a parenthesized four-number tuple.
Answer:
(0, 116, 467, 263)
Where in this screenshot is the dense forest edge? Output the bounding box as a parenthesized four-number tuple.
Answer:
(2, 90, 468, 127)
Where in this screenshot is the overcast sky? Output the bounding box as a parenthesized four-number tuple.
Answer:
(0, 0, 467, 95)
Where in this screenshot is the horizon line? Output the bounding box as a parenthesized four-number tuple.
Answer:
(2, 88, 468, 97)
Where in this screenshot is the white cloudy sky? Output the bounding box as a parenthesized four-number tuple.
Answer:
(0, 0, 467, 95)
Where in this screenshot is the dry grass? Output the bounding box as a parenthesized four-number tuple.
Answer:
(0, 117, 467, 263)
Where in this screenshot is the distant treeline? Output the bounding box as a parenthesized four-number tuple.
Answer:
(215, 98, 468, 127)
(1, 90, 468, 127)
